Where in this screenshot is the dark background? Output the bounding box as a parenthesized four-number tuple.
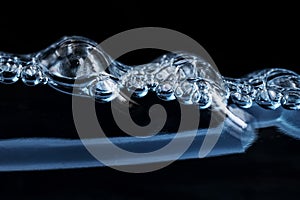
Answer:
(1, 2, 300, 199)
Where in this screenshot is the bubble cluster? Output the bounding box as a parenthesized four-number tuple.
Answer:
(1, 36, 300, 110)
(225, 68, 300, 110)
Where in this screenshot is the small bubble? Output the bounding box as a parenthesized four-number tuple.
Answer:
(21, 64, 43, 86)
(0, 56, 21, 84)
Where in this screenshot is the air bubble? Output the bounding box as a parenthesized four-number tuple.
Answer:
(89, 75, 119, 103)
(21, 64, 43, 86)
(0, 56, 21, 84)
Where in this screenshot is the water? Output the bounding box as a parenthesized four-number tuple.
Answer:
(1, 36, 300, 171)
(1, 36, 299, 110)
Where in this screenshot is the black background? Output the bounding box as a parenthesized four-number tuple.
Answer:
(1, 2, 300, 199)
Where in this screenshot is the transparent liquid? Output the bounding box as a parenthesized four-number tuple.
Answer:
(1, 36, 300, 171)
